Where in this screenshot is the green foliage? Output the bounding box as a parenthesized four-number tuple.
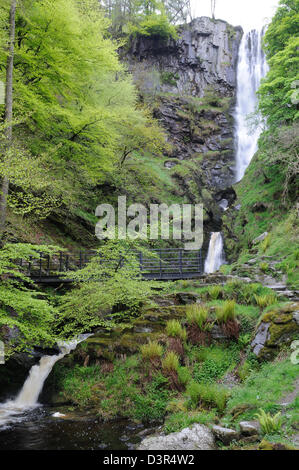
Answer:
(259, 0, 299, 125)
(254, 294, 277, 309)
(133, 372, 170, 422)
(163, 410, 216, 434)
(256, 409, 283, 435)
(192, 344, 240, 384)
(0, 243, 64, 354)
(140, 341, 163, 360)
(227, 359, 299, 420)
(177, 366, 191, 387)
(186, 381, 229, 412)
(130, 13, 178, 39)
(186, 304, 208, 329)
(162, 351, 180, 372)
(208, 285, 222, 300)
(166, 319, 187, 341)
(59, 239, 162, 335)
(0, 0, 166, 223)
(216, 300, 237, 323)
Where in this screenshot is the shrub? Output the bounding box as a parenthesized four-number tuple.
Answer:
(166, 320, 187, 341)
(254, 294, 277, 309)
(259, 262, 269, 273)
(177, 366, 192, 387)
(256, 409, 283, 435)
(237, 361, 252, 382)
(260, 234, 271, 253)
(186, 304, 208, 329)
(186, 381, 229, 412)
(208, 285, 222, 300)
(216, 300, 237, 323)
(162, 351, 180, 372)
(140, 341, 163, 361)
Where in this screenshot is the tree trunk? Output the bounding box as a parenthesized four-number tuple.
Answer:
(0, 0, 17, 240)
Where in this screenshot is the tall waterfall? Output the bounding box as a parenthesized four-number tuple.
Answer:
(204, 232, 225, 274)
(0, 335, 90, 428)
(235, 27, 268, 182)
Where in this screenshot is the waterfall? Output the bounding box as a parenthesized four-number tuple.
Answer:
(235, 27, 268, 182)
(204, 232, 225, 274)
(0, 334, 90, 428)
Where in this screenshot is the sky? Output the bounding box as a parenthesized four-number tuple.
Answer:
(191, 0, 280, 30)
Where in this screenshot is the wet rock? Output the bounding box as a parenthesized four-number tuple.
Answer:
(212, 425, 239, 445)
(137, 424, 215, 450)
(239, 421, 260, 436)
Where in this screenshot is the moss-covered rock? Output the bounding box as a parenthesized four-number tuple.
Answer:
(251, 303, 299, 359)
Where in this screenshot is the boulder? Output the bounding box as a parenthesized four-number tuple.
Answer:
(137, 424, 216, 450)
(239, 421, 260, 436)
(251, 303, 299, 359)
(212, 425, 239, 445)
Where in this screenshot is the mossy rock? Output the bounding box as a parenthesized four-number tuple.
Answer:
(258, 440, 296, 451)
(252, 303, 299, 359)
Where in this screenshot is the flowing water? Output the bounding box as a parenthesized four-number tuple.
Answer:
(204, 232, 225, 274)
(0, 336, 89, 429)
(234, 27, 268, 182)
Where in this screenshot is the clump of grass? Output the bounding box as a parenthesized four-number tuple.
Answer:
(177, 366, 192, 387)
(166, 320, 187, 341)
(259, 262, 269, 273)
(140, 341, 163, 361)
(256, 409, 282, 435)
(186, 381, 229, 412)
(254, 293, 277, 309)
(216, 300, 236, 323)
(186, 304, 209, 328)
(260, 234, 271, 253)
(162, 351, 180, 372)
(208, 285, 222, 300)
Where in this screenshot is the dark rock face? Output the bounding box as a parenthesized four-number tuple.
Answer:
(127, 17, 242, 97)
(124, 17, 242, 234)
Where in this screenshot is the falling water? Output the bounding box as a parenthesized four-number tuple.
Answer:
(204, 232, 225, 274)
(235, 27, 268, 182)
(0, 335, 90, 428)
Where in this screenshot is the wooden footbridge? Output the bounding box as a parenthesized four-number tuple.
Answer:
(18, 249, 204, 284)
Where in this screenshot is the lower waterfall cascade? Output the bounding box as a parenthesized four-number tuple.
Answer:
(0, 335, 91, 428)
(204, 232, 225, 274)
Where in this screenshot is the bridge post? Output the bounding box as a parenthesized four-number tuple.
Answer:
(159, 250, 162, 279)
(179, 250, 183, 276)
(139, 252, 143, 272)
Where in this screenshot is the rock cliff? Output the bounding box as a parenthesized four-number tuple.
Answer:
(124, 17, 243, 237)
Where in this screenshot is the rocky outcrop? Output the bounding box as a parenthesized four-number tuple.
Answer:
(137, 423, 216, 450)
(127, 17, 242, 97)
(251, 303, 299, 360)
(124, 17, 242, 237)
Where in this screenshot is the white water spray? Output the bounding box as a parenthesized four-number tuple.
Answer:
(235, 27, 268, 182)
(204, 232, 225, 274)
(0, 335, 90, 428)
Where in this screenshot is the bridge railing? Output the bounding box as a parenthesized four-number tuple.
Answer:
(15, 248, 204, 280)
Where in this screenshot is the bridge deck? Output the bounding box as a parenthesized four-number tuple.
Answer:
(18, 249, 204, 283)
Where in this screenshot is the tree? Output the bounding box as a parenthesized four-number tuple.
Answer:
(59, 239, 163, 336)
(0, 0, 16, 240)
(0, 243, 63, 355)
(258, 0, 299, 125)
